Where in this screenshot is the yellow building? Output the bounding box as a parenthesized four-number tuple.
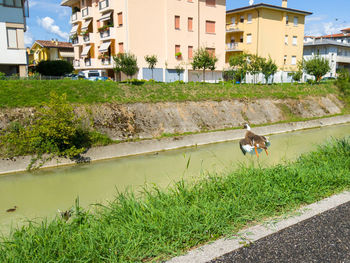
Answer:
(226, 0, 312, 82)
(30, 40, 74, 66)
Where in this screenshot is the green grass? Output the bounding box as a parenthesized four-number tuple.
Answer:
(0, 79, 340, 108)
(1, 138, 350, 262)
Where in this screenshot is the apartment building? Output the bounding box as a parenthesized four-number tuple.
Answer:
(226, 0, 312, 83)
(30, 40, 74, 65)
(303, 33, 350, 79)
(313, 27, 350, 44)
(61, 0, 226, 82)
(0, 0, 29, 77)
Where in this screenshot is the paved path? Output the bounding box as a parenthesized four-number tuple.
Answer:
(210, 201, 350, 263)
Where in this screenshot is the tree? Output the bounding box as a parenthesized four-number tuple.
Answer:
(260, 57, 277, 84)
(229, 53, 250, 83)
(191, 48, 218, 82)
(247, 54, 264, 84)
(144, 55, 158, 80)
(113, 53, 139, 82)
(35, 60, 73, 76)
(303, 56, 331, 83)
(175, 64, 184, 81)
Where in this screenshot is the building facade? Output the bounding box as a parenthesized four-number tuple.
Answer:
(225, 0, 311, 83)
(0, 0, 29, 77)
(61, 0, 226, 82)
(30, 40, 74, 65)
(303, 33, 350, 79)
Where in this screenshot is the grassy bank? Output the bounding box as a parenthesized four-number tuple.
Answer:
(1, 138, 350, 262)
(0, 79, 339, 108)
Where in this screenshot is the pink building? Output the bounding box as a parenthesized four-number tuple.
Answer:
(61, 0, 226, 82)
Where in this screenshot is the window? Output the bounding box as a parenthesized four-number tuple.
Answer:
(175, 16, 180, 30)
(206, 0, 216, 7)
(286, 15, 289, 25)
(285, 35, 288, 45)
(4, 0, 22, 7)
(118, 42, 124, 53)
(206, 48, 215, 57)
(206, 21, 215, 34)
(175, 45, 181, 57)
(240, 15, 244, 23)
(118, 12, 123, 26)
(293, 36, 297, 46)
(247, 14, 252, 23)
(231, 17, 236, 25)
(247, 33, 252, 44)
(240, 36, 243, 43)
(188, 46, 193, 59)
(7, 28, 17, 48)
(291, 56, 296, 65)
(284, 55, 287, 65)
(294, 16, 298, 26)
(188, 17, 193, 31)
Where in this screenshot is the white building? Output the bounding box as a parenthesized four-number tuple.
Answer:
(303, 39, 350, 79)
(0, 0, 29, 77)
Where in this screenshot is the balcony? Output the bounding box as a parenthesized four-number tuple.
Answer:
(71, 37, 79, 45)
(337, 55, 350, 63)
(226, 43, 242, 52)
(71, 12, 78, 22)
(74, 60, 80, 68)
(84, 58, 91, 66)
(101, 57, 111, 65)
(99, 0, 112, 12)
(100, 28, 111, 39)
(81, 7, 92, 19)
(82, 33, 91, 43)
(226, 24, 244, 33)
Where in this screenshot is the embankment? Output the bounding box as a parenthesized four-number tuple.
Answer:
(0, 94, 344, 140)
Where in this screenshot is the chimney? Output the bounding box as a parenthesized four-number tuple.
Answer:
(282, 0, 287, 8)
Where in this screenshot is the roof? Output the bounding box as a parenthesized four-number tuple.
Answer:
(304, 36, 315, 38)
(226, 3, 312, 16)
(315, 33, 346, 39)
(304, 39, 350, 48)
(341, 27, 350, 32)
(33, 40, 73, 49)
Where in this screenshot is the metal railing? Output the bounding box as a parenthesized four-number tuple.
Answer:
(84, 58, 91, 66)
(83, 34, 90, 42)
(226, 43, 239, 50)
(225, 24, 243, 32)
(101, 57, 111, 65)
(71, 12, 78, 22)
(81, 7, 89, 18)
(100, 28, 110, 39)
(99, 0, 109, 10)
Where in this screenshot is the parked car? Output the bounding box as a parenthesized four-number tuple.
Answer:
(64, 73, 85, 80)
(80, 70, 107, 81)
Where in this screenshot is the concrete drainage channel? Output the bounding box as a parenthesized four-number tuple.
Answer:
(0, 114, 350, 175)
(167, 191, 350, 263)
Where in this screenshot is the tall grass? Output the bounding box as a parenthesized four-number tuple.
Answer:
(0, 79, 338, 108)
(1, 138, 349, 262)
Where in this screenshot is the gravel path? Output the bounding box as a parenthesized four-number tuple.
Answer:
(210, 201, 350, 263)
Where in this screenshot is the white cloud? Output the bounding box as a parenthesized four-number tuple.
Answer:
(37, 16, 69, 40)
(29, 1, 38, 8)
(305, 21, 350, 37)
(305, 15, 327, 22)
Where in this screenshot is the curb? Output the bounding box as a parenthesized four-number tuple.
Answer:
(167, 191, 350, 263)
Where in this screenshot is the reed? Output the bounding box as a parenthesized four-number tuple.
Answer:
(1, 138, 349, 262)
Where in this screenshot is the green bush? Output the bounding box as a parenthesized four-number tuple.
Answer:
(35, 60, 74, 76)
(0, 92, 95, 169)
(0, 72, 6, 80)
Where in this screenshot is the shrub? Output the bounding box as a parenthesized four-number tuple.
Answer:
(191, 47, 218, 82)
(35, 60, 74, 76)
(0, 93, 90, 169)
(113, 53, 139, 81)
(0, 72, 6, 80)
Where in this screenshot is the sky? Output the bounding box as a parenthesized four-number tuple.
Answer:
(24, 0, 350, 47)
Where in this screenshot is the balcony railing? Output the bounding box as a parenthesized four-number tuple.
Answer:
(337, 55, 350, 63)
(100, 28, 111, 39)
(83, 34, 90, 42)
(101, 57, 111, 65)
(74, 60, 80, 67)
(84, 58, 91, 66)
(226, 43, 240, 51)
(71, 12, 78, 22)
(226, 24, 243, 33)
(72, 37, 79, 45)
(99, 0, 109, 11)
(81, 7, 90, 18)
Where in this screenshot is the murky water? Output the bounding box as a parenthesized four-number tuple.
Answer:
(1, 124, 350, 235)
